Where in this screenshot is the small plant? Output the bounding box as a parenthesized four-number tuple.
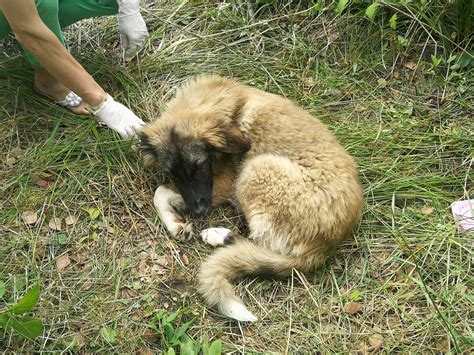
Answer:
(146, 308, 222, 354)
(330, 0, 474, 67)
(0, 282, 44, 340)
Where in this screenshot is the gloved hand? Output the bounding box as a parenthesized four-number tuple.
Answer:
(117, 0, 149, 60)
(92, 94, 145, 138)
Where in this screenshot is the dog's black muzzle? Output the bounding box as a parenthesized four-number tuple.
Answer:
(189, 196, 212, 216)
(178, 182, 213, 217)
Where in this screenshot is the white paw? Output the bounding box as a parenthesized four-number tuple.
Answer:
(154, 186, 193, 240)
(220, 300, 258, 322)
(201, 227, 232, 247)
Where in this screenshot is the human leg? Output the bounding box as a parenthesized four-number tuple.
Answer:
(58, 0, 118, 28)
(1, 0, 89, 114)
(0, 0, 64, 63)
(0, 9, 11, 39)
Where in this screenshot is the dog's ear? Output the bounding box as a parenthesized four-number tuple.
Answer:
(138, 132, 158, 166)
(206, 126, 251, 154)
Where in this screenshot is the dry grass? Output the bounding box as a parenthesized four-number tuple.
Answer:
(0, 1, 473, 353)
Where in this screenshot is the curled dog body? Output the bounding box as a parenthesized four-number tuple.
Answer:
(139, 75, 363, 322)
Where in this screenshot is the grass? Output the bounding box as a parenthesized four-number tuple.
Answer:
(1, 1, 473, 352)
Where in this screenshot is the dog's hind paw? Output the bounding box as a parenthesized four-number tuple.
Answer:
(154, 185, 194, 240)
(201, 227, 232, 247)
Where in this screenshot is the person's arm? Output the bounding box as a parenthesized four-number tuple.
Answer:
(0, 0, 105, 106)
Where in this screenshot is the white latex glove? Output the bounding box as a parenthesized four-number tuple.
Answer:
(92, 94, 145, 138)
(117, 0, 149, 60)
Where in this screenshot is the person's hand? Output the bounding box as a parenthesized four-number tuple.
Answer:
(117, 0, 149, 60)
(92, 94, 145, 138)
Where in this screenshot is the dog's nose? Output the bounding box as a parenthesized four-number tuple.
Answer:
(193, 198, 210, 216)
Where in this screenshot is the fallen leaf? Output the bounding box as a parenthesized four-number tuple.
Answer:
(435, 336, 450, 352)
(121, 287, 138, 299)
(405, 61, 417, 70)
(64, 215, 78, 226)
(80, 280, 92, 291)
(141, 329, 158, 343)
(33, 172, 56, 189)
(35, 179, 50, 188)
(420, 206, 434, 215)
(344, 302, 363, 315)
(49, 217, 62, 231)
(22, 211, 38, 225)
(368, 333, 384, 351)
(181, 253, 189, 266)
(392, 71, 401, 79)
(56, 254, 71, 271)
(138, 348, 154, 355)
(70, 253, 87, 264)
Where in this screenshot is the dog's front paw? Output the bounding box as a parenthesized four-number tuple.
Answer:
(174, 221, 194, 241)
(168, 194, 187, 216)
(201, 227, 233, 247)
(154, 185, 194, 241)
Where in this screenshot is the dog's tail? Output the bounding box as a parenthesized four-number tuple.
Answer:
(197, 238, 314, 322)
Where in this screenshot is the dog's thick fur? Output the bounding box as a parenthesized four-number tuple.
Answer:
(140, 75, 363, 321)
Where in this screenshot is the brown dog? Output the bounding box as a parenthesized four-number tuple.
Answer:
(139, 75, 363, 322)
